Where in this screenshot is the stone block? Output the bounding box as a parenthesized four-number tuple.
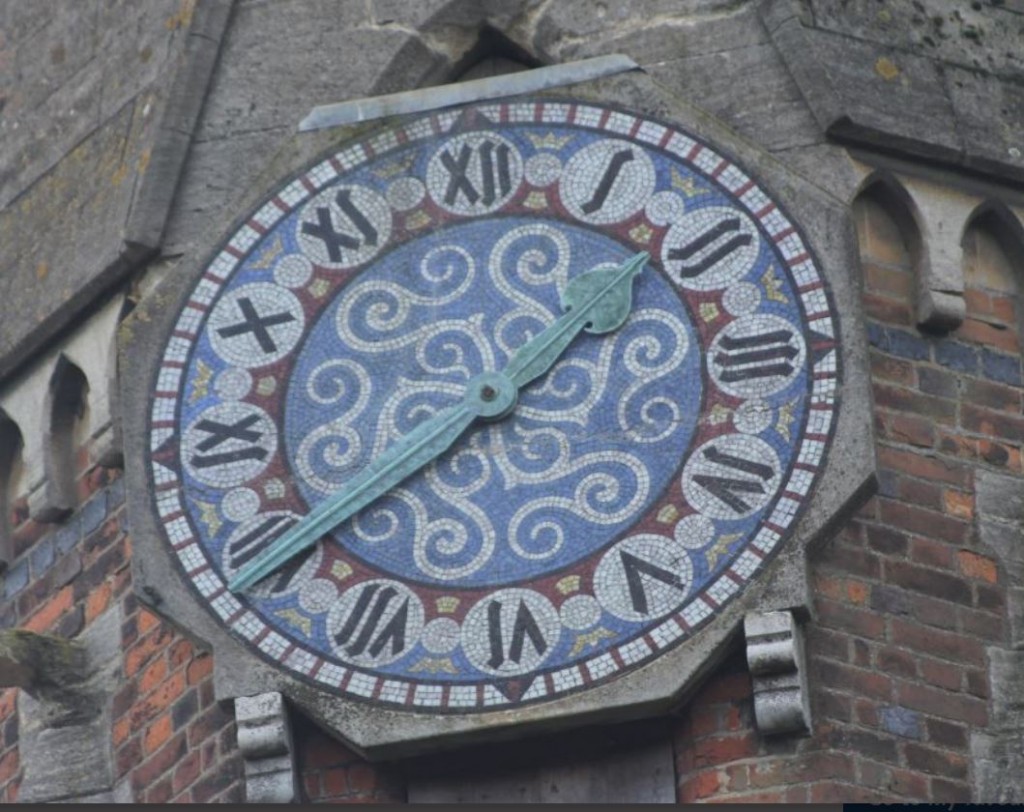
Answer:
(987, 648, 1024, 728)
(408, 726, 674, 803)
(947, 65, 1024, 181)
(15, 605, 123, 803)
(744, 610, 810, 736)
(970, 468, 1024, 524)
(0, 0, 228, 380)
(976, 469, 1024, 525)
(236, 691, 298, 804)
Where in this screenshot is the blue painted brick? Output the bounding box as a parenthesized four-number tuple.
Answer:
(108, 477, 126, 509)
(3, 559, 29, 599)
(53, 517, 81, 556)
(880, 706, 922, 739)
(867, 322, 887, 349)
(935, 340, 978, 374)
(79, 491, 108, 537)
(886, 328, 931, 361)
(29, 535, 55, 577)
(982, 349, 1022, 387)
(876, 469, 899, 499)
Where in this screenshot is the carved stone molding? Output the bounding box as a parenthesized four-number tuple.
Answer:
(744, 610, 810, 736)
(235, 691, 299, 803)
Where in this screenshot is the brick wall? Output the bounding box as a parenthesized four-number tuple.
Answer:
(0, 446, 244, 803)
(1, 182, 1017, 803)
(667, 185, 1017, 803)
(3, 184, 1018, 803)
(297, 715, 405, 803)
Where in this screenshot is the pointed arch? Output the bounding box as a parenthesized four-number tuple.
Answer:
(450, 25, 542, 81)
(0, 410, 25, 569)
(851, 172, 925, 328)
(35, 355, 90, 523)
(957, 200, 1024, 358)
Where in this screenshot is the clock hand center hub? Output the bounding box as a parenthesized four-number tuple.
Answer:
(465, 370, 518, 421)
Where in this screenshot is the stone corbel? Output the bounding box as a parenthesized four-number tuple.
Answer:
(235, 691, 299, 803)
(744, 610, 810, 736)
(900, 179, 976, 334)
(7, 607, 125, 803)
(0, 630, 94, 726)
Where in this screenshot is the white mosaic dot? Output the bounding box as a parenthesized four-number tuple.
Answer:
(221, 487, 261, 522)
(559, 594, 601, 630)
(214, 367, 253, 400)
(386, 176, 426, 211)
(645, 190, 686, 227)
(674, 513, 715, 550)
(524, 152, 563, 187)
(298, 578, 339, 614)
(734, 399, 773, 434)
(274, 254, 314, 289)
(722, 281, 761, 315)
(421, 617, 461, 654)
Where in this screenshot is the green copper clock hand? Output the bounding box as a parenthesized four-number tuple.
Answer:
(229, 251, 647, 592)
(229, 388, 492, 591)
(502, 251, 648, 388)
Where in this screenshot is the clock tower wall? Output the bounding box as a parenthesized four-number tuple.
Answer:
(0, 0, 1023, 804)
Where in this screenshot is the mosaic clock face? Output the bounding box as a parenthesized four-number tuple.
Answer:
(147, 99, 840, 712)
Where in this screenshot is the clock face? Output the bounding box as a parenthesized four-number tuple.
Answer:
(148, 100, 839, 712)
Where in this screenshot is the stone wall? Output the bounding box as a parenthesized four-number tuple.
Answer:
(1, 0, 1023, 803)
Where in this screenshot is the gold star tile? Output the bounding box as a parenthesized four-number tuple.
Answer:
(762, 265, 788, 303)
(569, 628, 617, 656)
(331, 561, 353, 581)
(629, 223, 654, 244)
(189, 360, 212, 403)
(250, 235, 283, 269)
(526, 132, 573, 150)
(657, 504, 679, 524)
(405, 210, 432, 231)
(410, 657, 458, 674)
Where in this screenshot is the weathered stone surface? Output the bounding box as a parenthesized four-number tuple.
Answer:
(745, 610, 810, 736)
(162, 0, 451, 255)
(16, 605, 123, 803)
(236, 691, 298, 804)
(0, 99, 145, 376)
(529, 0, 759, 64)
(0, 0, 230, 380)
(973, 648, 1024, 802)
(763, 0, 1024, 182)
(0, 0, 187, 208)
(946, 65, 1024, 179)
(0, 630, 88, 705)
(407, 719, 675, 803)
(805, 0, 1024, 79)
(973, 731, 1024, 804)
(650, 42, 822, 154)
(976, 468, 1024, 526)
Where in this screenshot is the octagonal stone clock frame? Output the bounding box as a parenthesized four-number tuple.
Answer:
(122, 66, 874, 760)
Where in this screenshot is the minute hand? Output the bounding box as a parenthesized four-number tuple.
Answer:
(502, 251, 648, 388)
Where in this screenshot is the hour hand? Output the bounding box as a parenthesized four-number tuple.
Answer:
(228, 371, 518, 592)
